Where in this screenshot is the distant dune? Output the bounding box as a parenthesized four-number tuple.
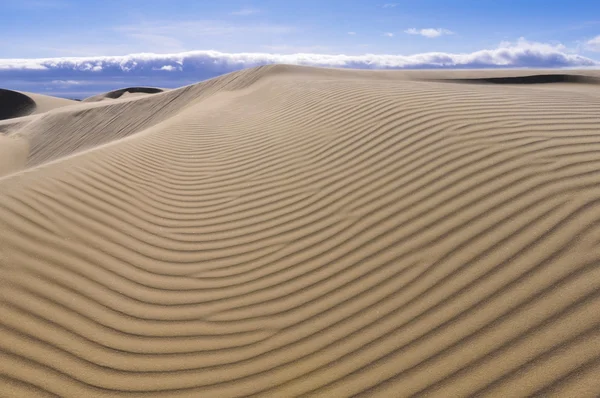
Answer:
(83, 86, 166, 102)
(438, 73, 600, 85)
(0, 89, 36, 120)
(1, 65, 600, 397)
(0, 89, 77, 121)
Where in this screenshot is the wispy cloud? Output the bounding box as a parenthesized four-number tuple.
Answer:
(10, 0, 69, 8)
(50, 80, 81, 85)
(231, 7, 260, 16)
(49, 80, 84, 88)
(586, 35, 600, 51)
(118, 20, 294, 36)
(405, 28, 454, 38)
(383, 32, 395, 37)
(124, 32, 186, 53)
(261, 44, 330, 53)
(116, 20, 274, 39)
(347, 31, 356, 35)
(114, 20, 294, 53)
(382, 3, 398, 8)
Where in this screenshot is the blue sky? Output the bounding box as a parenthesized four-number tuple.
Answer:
(1, 0, 600, 97)
(2, 0, 600, 57)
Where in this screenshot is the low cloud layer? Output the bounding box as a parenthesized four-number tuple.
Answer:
(1, 38, 597, 98)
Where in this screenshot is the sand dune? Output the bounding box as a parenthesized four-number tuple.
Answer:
(1, 65, 600, 397)
(84, 87, 166, 102)
(438, 73, 600, 85)
(0, 89, 77, 121)
(0, 89, 36, 120)
(22, 91, 78, 114)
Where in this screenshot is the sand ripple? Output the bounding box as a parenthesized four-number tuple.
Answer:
(1, 66, 599, 397)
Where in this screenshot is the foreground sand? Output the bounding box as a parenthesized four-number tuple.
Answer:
(1, 65, 600, 397)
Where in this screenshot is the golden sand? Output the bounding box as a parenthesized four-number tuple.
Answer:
(1, 65, 599, 397)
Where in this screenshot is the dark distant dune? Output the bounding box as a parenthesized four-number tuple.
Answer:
(0, 89, 36, 120)
(0, 90, 77, 122)
(437, 73, 600, 85)
(83, 87, 165, 102)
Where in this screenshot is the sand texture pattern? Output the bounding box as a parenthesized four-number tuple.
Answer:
(0, 65, 600, 397)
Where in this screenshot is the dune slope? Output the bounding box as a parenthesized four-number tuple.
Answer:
(0, 66, 284, 173)
(0, 89, 36, 120)
(0, 65, 599, 397)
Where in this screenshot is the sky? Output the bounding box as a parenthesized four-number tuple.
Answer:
(1, 0, 600, 98)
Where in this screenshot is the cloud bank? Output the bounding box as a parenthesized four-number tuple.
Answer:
(0, 38, 597, 98)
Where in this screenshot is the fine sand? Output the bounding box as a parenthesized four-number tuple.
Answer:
(1, 65, 600, 397)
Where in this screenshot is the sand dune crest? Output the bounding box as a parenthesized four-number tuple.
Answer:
(84, 87, 166, 102)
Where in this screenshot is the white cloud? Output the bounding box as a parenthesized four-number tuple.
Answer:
(50, 80, 81, 85)
(231, 7, 260, 16)
(0, 39, 596, 78)
(348, 31, 356, 35)
(586, 35, 600, 51)
(382, 3, 398, 8)
(154, 65, 180, 72)
(405, 28, 454, 38)
(383, 32, 395, 37)
(499, 37, 565, 52)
